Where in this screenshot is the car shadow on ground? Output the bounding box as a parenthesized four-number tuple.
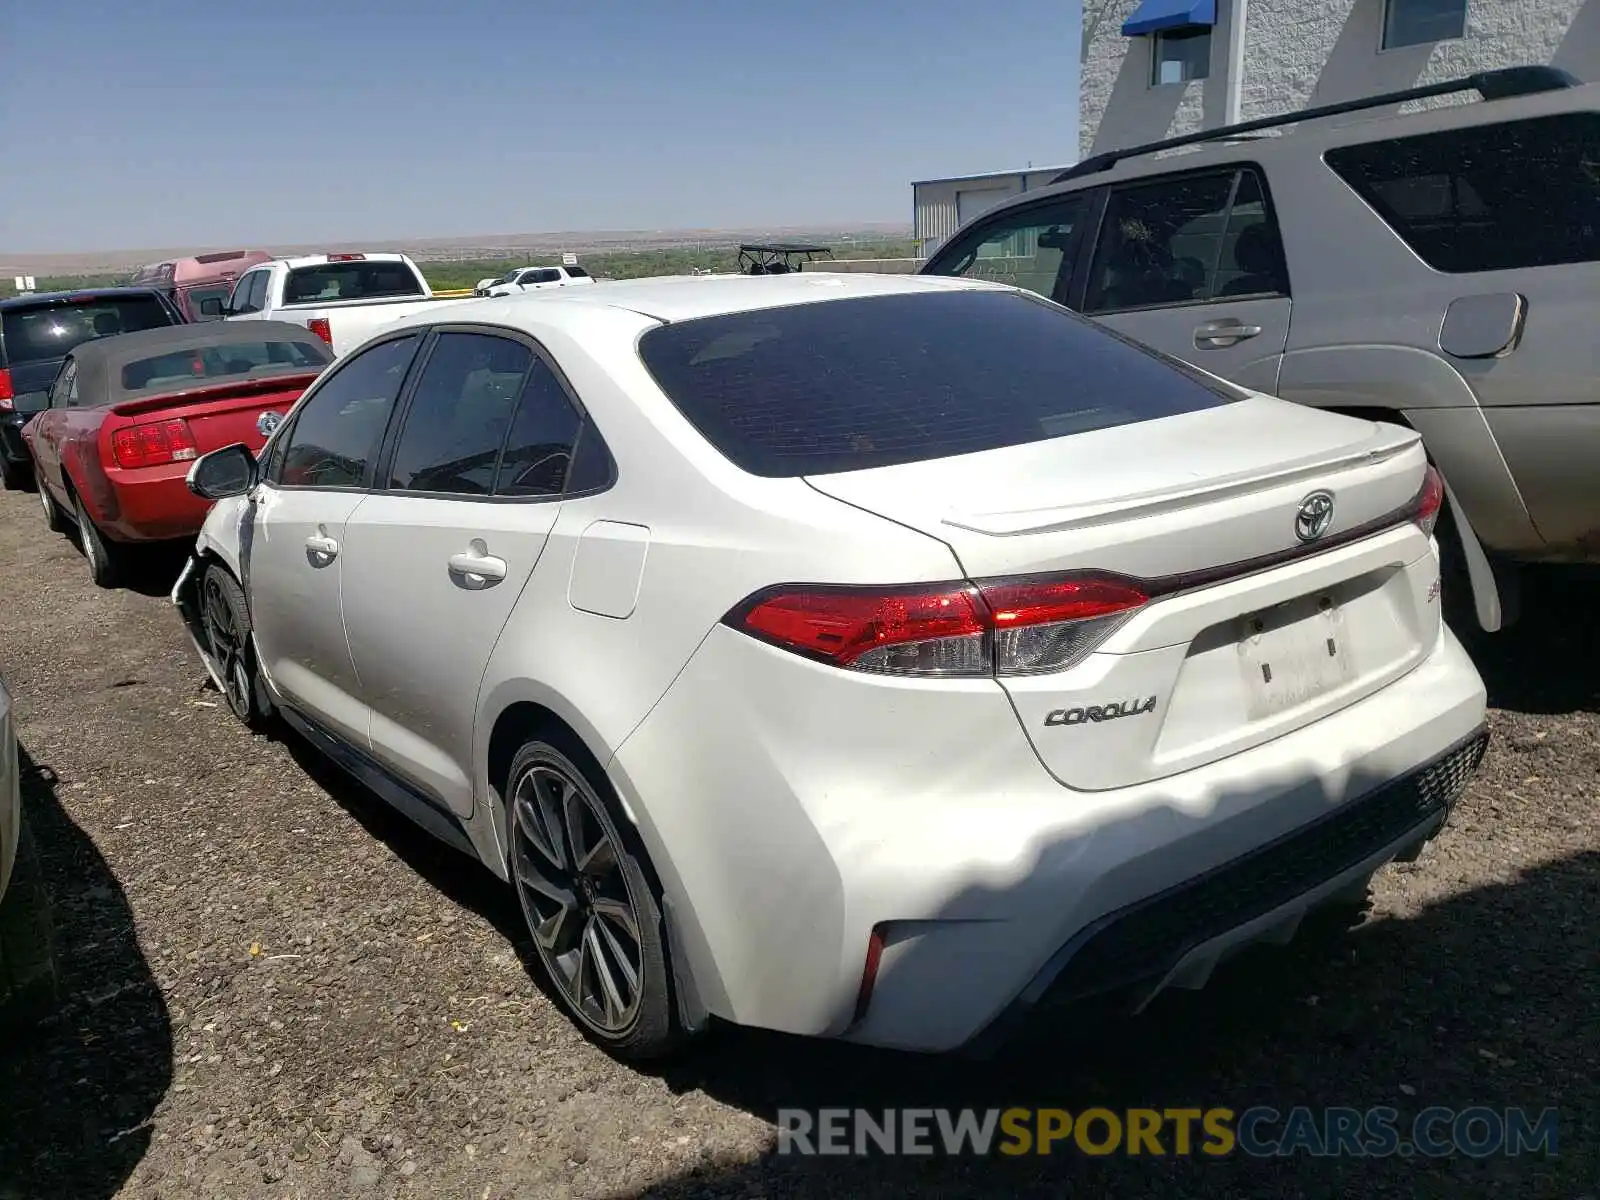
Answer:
(0, 747, 173, 1200)
(624, 845, 1599, 1198)
(1453, 568, 1600, 717)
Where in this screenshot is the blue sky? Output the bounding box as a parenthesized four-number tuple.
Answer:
(0, 0, 1081, 253)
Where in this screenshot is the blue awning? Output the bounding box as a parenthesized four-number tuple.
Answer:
(1121, 0, 1216, 36)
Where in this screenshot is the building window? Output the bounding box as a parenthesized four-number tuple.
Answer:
(1151, 28, 1211, 86)
(1382, 0, 1468, 50)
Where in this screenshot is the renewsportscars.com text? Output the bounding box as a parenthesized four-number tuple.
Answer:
(776, 1106, 1559, 1159)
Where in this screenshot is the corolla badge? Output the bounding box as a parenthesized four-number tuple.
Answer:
(257, 411, 285, 438)
(1044, 696, 1158, 727)
(1294, 490, 1336, 543)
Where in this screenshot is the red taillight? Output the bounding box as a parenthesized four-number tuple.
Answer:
(727, 573, 1148, 677)
(1413, 465, 1445, 537)
(853, 925, 887, 1025)
(0, 368, 12, 410)
(111, 418, 198, 469)
(306, 317, 333, 346)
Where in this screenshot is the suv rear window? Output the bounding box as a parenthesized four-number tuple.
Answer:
(1325, 112, 1600, 273)
(1, 295, 173, 366)
(283, 261, 425, 305)
(636, 289, 1240, 477)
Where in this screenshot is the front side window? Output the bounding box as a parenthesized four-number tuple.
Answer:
(637, 290, 1240, 478)
(273, 334, 419, 489)
(1151, 28, 1210, 85)
(387, 333, 533, 495)
(1325, 112, 1600, 273)
(1083, 168, 1288, 312)
(1382, 0, 1468, 50)
(923, 195, 1089, 304)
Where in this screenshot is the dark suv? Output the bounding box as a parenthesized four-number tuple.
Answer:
(0, 287, 184, 488)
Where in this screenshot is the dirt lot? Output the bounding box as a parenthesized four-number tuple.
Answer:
(0, 483, 1595, 1200)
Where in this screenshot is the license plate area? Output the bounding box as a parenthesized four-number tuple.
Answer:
(1237, 591, 1355, 721)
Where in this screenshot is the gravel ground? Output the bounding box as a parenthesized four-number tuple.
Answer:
(0, 483, 1595, 1200)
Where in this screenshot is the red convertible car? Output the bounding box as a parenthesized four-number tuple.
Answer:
(25, 321, 333, 587)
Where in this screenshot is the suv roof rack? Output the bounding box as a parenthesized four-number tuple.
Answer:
(1052, 64, 1581, 184)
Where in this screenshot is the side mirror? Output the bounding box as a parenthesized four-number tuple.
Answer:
(199, 297, 225, 317)
(187, 443, 258, 500)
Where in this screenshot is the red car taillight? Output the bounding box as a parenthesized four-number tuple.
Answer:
(306, 318, 333, 345)
(0, 368, 13, 411)
(1412, 465, 1445, 537)
(726, 573, 1149, 677)
(111, 418, 199, 469)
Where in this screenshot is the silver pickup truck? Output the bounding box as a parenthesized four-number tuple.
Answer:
(0, 670, 56, 1024)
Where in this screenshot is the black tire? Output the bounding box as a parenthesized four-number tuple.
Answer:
(505, 733, 680, 1060)
(200, 563, 272, 728)
(38, 479, 70, 534)
(0, 456, 30, 492)
(72, 492, 129, 589)
(0, 818, 59, 1029)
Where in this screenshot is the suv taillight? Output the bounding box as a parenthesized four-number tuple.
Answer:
(725, 574, 1149, 677)
(111, 418, 198, 469)
(0, 368, 12, 410)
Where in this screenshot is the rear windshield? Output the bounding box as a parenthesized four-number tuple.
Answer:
(1324, 112, 1600, 273)
(636, 289, 1240, 477)
(1, 295, 173, 365)
(282, 261, 424, 305)
(120, 337, 331, 392)
(184, 285, 232, 320)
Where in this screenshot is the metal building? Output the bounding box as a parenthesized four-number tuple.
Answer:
(912, 167, 1076, 259)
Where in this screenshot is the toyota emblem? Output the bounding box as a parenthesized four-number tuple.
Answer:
(1295, 491, 1336, 542)
(257, 411, 284, 438)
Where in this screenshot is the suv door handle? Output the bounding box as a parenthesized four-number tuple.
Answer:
(448, 550, 508, 588)
(1194, 319, 1263, 348)
(304, 534, 339, 565)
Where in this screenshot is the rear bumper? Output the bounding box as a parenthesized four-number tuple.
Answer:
(88, 463, 212, 542)
(0, 415, 32, 467)
(611, 620, 1488, 1053)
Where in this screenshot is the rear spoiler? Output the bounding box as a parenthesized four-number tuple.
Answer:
(109, 371, 321, 419)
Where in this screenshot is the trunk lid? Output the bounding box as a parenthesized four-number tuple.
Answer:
(109, 374, 315, 456)
(805, 397, 1442, 790)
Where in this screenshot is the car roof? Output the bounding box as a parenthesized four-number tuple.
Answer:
(67, 320, 330, 403)
(0, 286, 168, 310)
(394, 272, 1005, 331)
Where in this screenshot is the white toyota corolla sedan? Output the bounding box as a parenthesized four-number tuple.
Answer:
(173, 272, 1488, 1059)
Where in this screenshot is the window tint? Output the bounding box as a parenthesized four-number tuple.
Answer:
(566, 265, 590, 278)
(388, 333, 533, 495)
(186, 284, 231, 321)
(533, 269, 562, 284)
(1381, 0, 1467, 50)
(283, 261, 423, 305)
(1152, 28, 1210, 85)
(1325, 113, 1600, 273)
(120, 337, 330, 393)
(275, 334, 419, 489)
(494, 358, 584, 497)
(0, 295, 173, 365)
(636, 290, 1239, 478)
(1084, 169, 1286, 312)
(924, 195, 1088, 304)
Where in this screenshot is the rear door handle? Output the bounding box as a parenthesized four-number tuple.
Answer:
(448, 549, 508, 588)
(1194, 320, 1263, 348)
(304, 534, 339, 565)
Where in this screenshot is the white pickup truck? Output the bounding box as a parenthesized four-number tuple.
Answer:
(213, 253, 469, 357)
(476, 264, 595, 297)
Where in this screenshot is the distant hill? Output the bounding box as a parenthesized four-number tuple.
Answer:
(0, 222, 912, 280)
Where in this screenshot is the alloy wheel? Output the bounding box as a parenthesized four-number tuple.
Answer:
(75, 501, 101, 576)
(510, 762, 644, 1034)
(201, 573, 253, 719)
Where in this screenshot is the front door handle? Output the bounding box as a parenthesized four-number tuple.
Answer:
(1194, 319, 1263, 348)
(304, 533, 339, 565)
(448, 546, 508, 589)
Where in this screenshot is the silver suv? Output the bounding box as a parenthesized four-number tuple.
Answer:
(920, 66, 1598, 633)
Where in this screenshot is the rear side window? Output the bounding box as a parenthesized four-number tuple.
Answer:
(1325, 113, 1600, 273)
(120, 338, 330, 392)
(493, 359, 585, 497)
(283, 261, 424, 305)
(565, 265, 590, 278)
(636, 290, 1240, 478)
(1, 295, 173, 365)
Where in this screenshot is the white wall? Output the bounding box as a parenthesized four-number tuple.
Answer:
(1081, 0, 1599, 156)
